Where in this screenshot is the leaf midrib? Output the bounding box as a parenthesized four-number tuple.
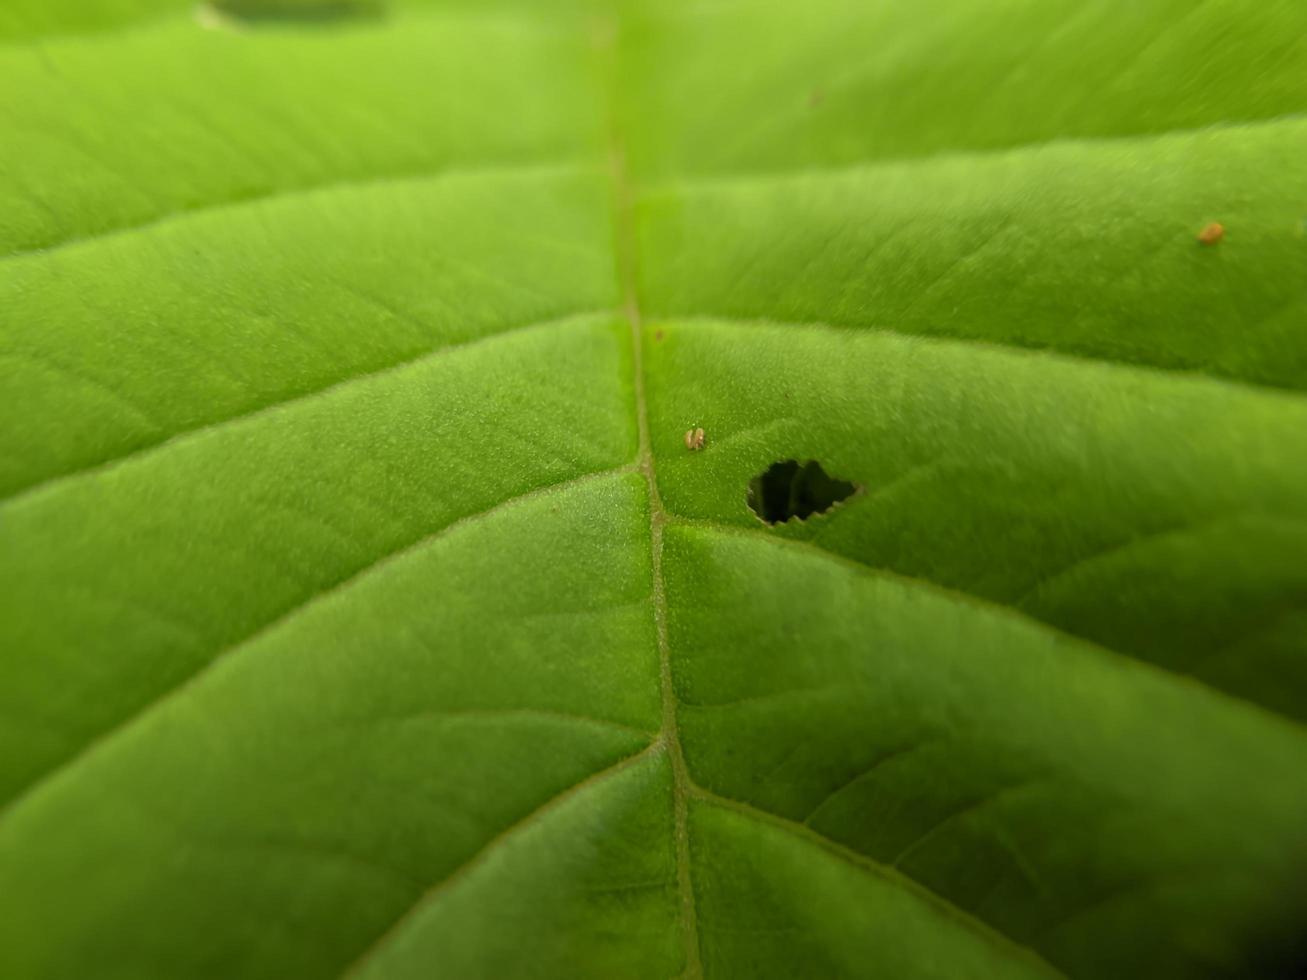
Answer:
(598, 14, 1061, 976)
(594, 12, 705, 974)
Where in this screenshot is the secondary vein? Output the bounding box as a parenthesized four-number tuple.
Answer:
(689, 785, 1069, 980)
(0, 463, 633, 825)
(2, 309, 612, 509)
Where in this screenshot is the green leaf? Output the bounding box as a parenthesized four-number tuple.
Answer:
(2, 1, 1306, 977)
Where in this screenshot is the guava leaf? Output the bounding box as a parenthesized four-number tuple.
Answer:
(2, 1, 1306, 978)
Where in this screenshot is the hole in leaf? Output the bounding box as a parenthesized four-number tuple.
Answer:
(747, 459, 859, 525)
(205, 0, 383, 23)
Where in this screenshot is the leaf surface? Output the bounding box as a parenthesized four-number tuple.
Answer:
(2, 1, 1307, 977)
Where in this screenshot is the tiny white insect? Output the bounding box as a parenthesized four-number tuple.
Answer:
(684, 427, 706, 451)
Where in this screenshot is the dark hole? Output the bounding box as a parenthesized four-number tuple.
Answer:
(747, 460, 859, 525)
(210, 0, 383, 22)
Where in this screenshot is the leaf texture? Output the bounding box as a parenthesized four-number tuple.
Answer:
(2, 1, 1306, 978)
